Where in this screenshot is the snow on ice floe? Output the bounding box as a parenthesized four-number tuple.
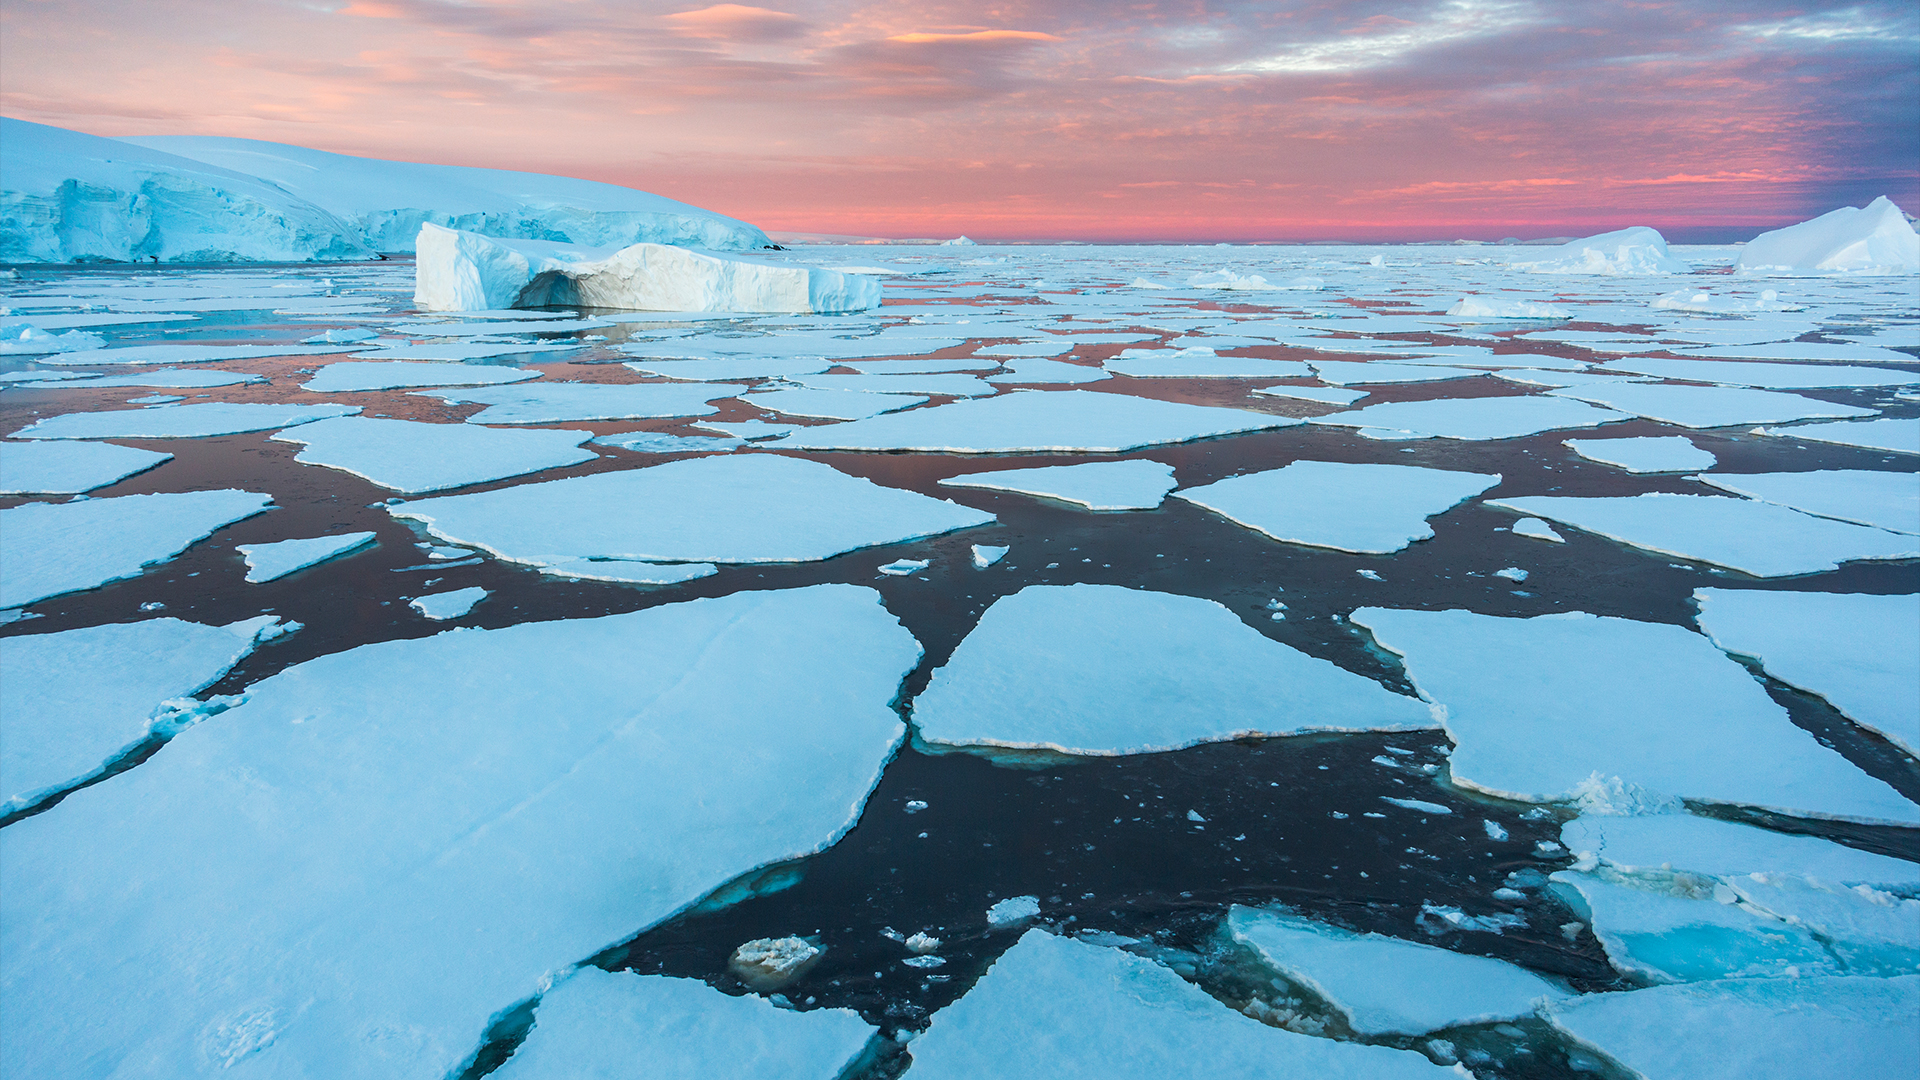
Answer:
(1103, 350, 1312, 380)
(385, 317, 613, 337)
(11, 402, 360, 440)
(788, 372, 994, 397)
(1173, 461, 1500, 554)
(1251, 385, 1370, 405)
(1563, 436, 1716, 473)
(1676, 340, 1915, 364)
(410, 586, 488, 621)
(1692, 470, 1918, 535)
(0, 489, 273, 609)
(1755, 417, 1918, 455)
(937, 460, 1177, 510)
(492, 967, 874, 1080)
(592, 431, 741, 454)
(913, 585, 1435, 756)
(236, 532, 375, 583)
(1487, 493, 1917, 577)
(11, 368, 267, 389)
(741, 386, 926, 420)
(1734, 196, 1920, 275)
(1546, 976, 1920, 1080)
(1512, 517, 1565, 542)
(1305, 360, 1477, 386)
(1504, 227, 1689, 275)
(1560, 812, 1919, 888)
(0, 585, 917, 1080)
(1226, 907, 1569, 1036)
(390, 454, 992, 566)
(32, 343, 357, 366)
(414, 225, 878, 314)
(1695, 588, 1919, 756)
(775, 390, 1299, 453)
(0, 440, 171, 494)
(1548, 871, 1841, 982)
(1600, 357, 1919, 390)
(300, 361, 541, 393)
(537, 559, 717, 584)
(1308, 395, 1627, 441)
(971, 544, 1010, 568)
(272, 416, 595, 493)
(986, 358, 1111, 384)
(1445, 295, 1571, 319)
(413, 381, 729, 424)
(349, 341, 584, 362)
(1349, 607, 1920, 824)
(1549, 383, 1879, 429)
(907, 930, 1454, 1080)
(623, 356, 835, 381)
(1, 616, 279, 810)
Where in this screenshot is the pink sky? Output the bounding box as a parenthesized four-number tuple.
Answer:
(3, 1, 1915, 241)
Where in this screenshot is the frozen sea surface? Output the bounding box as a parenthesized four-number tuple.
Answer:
(1690, 470, 1919, 535)
(1173, 461, 1500, 554)
(0, 440, 172, 494)
(936, 459, 1178, 510)
(413, 382, 729, 425)
(300, 361, 541, 393)
(1755, 416, 1919, 455)
(777, 390, 1299, 453)
(272, 416, 596, 493)
(1308, 395, 1627, 441)
(238, 531, 376, 583)
(1562, 436, 1715, 474)
(11, 402, 360, 440)
(1549, 383, 1878, 428)
(1, 488, 273, 609)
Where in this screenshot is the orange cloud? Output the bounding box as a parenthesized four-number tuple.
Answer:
(664, 5, 805, 41)
(885, 30, 1061, 45)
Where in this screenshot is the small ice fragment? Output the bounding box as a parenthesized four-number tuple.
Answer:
(1270, 611, 1285, 621)
(1382, 797, 1451, 815)
(237, 532, 377, 584)
(903, 955, 947, 969)
(1493, 888, 1525, 902)
(878, 558, 930, 576)
(905, 932, 942, 954)
(905, 800, 929, 814)
(1357, 569, 1382, 580)
(1536, 840, 1565, 855)
(971, 544, 1010, 568)
(986, 895, 1041, 929)
(426, 546, 473, 560)
(1511, 517, 1564, 543)
(139, 602, 165, 611)
(728, 937, 823, 991)
(409, 586, 488, 621)
(1484, 820, 1509, 841)
(1187, 810, 1206, 823)
(1493, 567, 1529, 582)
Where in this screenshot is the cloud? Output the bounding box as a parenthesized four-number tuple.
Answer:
(664, 5, 808, 42)
(885, 30, 1061, 45)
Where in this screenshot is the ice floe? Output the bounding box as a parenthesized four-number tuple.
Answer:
(1306, 360, 1476, 386)
(1505, 227, 1689, 275)
(1549, 872, 1840, 982)
(1560, 812, 1919, 887)
(1550, 383, 1879, 428)
(1251, 385, 1369, 405)
(1755, 417, 1918, 455)
(1600, 357, 1918, 389)
(914, 585, 1435, 756)
(1734, 196, 1920, 275)
(985, 358, 1112, 384)
(971, 544, 1010, 568)
(350, 341, 584, 362)
(937, 460, 1178, 510)
(414, 382, 729, 424)
(537, 559, 718, 584)
(623, 356, 836, 382)
(1350, 607, 1920, 824)
(1172, 461, 1500, 553)
(1512, 517, 1565, 542)
(1676, 341, 1915, 363)
(775, 390, 1299, 453)
(390, 454, 993, 566)
(1692, 470, 1918, 534)
(742, 387, 928, 420)
(788, 372, 993, 397)
(271, 416, 595, 493)
(1563, 436, 1716, 473)
(12, 368, 267, 389)
(0, 440, 171, 494)
(410, 586, 488, 621)
(1308, 396, 1626, 441)
(1, 489, 273, 609)
(11, 402, 360, 440)
(301, 361, 541, 393)
(237, 531, 375, 583)
(591, 431, 741, 454)
(1105, 351, 1313, 380)
(0, 585, 917, 1080)
(1446, 295, 1571, 319)
(33, 343, 356, 366)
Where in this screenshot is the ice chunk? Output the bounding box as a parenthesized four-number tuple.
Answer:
(1564, 436, 1717, 473)
(0, 441, 171, 494)
(304, 327, 379, 344)
(985, 358, 1112, 384)
(591, 431, 741, 454)
(1512, 517, 1564, 542)
(1, 489, 273, 609)
(0, 585, 917, 1080)
(1308, 395, 1626, 441)
(971, 544, 1009, 568)
(237, 531, 375, 583)
(776, 390, 1299, 453)
(695, 419, 797, 441)
(1650, 287, 1800, 314)
(878, 558, 930, 576)
(492, 967, 872, 1080)
(788, 372, 993, 397)
(1, 617, 273, 810)
(1446, 295, 1572, 319)
(1755, 417, 1918, 455)
(1506, 227, 1690, 275)
(938, 460, 1178, 510)
(1251, 385, 1370, 405)
(1735, 196, 1920, 274)
(1227, 907, 1568, 1036)
(1694, 589, 1919, 756)
(979, 340, 1073, 357)
(536, 559, 717, 584)
(300, 361, 541, 393)
(915, 585, 1435, 756)
(11, 402, 360, 440)
(1487, 493, 1918, 576)
(1306, 360, 1477, 385)
(1493, 567, 1528, 582)
(1105, 352, 1313, 379)
(1350, 607, 1920, 824)
(413, 225, 877, 314)
(986, 896, 1042, 928)
(391, 454, 992, 566)
(412, 382, 729, 425)
(853, 355, 1004, 374)
(1549, 871, 1837, 982)
(908, 930, 1453, 1079)
(1691, 470, 1918, 535)
(1561, 813, 1919, 888)
(1600, 357, 1917, 389)
(1549, 383, 1877, 428)
(1173, 461, 1500, 554)
(0, 324, 105, 355)
(410, 586, 488, 620)
(1382, 797, 1453, 813)
(741, 387, 927, 420)
(271, 416, 595, 493)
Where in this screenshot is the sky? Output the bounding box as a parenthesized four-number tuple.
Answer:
(3, 1, 1916, 242)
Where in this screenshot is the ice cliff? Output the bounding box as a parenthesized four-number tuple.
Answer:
(1735, 196, 1919, 274)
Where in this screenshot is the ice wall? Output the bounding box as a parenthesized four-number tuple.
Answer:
(1506, 226, 1690, 275)
(413, 224, 881, 313)
(1735, 196, 1920, 275)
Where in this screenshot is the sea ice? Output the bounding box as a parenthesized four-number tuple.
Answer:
(491, 967, 874, 1080)
(622, 356, 836, 381)
(1306, 360, 1476, 386)
(1226, 907, 1569, 1036)
(851, 356, 1003, 374)
(0, 585, 918, 1080)
(271, 416, 595, 493)
(1446, 296, 1571, 319)
(353, 342, 585, 362)
(1691, 470, 1918, 534)
(741, 387, 927, 420)
(907, 930, 1453, 1079)
(1677, 341, 1915, 363)
(1548, 872, 1838, 982)
(985, 358, 1112, 384)
(878, 558, 930, 576)
(971, 544, 1009, 568)
(1172, 461, 1500, 553)
(237, 531, 376, 583)
(1550, 383, 1879, 428)
(1600, 357, 1918, 389)
(1694, 588, 1919, 756)
(14, 368, 267, 389)
(1486, 493, 1918, 576)
(937, 460, 1178, 510)
(536, 559, 717, 584)
(1755, 417, 1918, 455)
(1563, 437, 1717, 473)
(33, 343, 356, 366)
(413, 382, 729, 425)
(1, 489, 273, 609)
(391, 454, 992, 566)
(301, 361, 541, 393)
(914, 585, 1434, 756)
(1250, 385, 1370, 405)
(1308, 396, 1626, 441)
(10, 402, 360, 440)
(0, 440, 171, 494)
(1104, 352, 1313, 379)
(591, 431, 741, 454)
(1350, 607, 1920, 824)
(1734, 196, 1920, 275)
(789, 372, 994, 397)
(986, 896, 1043, 929)
(775, 389, 1300, 453)
(1560, 812, 1920, 887)
(1505, 227, 1690, 275)
(1, 616, 276, 810)
(1512, 517, 1565, 542)
(410, 586, 488, 621)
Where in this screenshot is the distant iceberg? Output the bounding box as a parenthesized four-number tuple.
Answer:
(1506, 226, 1689, 275)
(1735, 196, 1919, 275)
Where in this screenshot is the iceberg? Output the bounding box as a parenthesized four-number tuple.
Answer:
(1755, 417, 1918, 455)
(412, 381, 730, 425)
(271, 416, 596, 493)
(0, 440, 171, 494)
(1446, 295, 1572, 319)
(1, 489, 273, 609)
(11, 402, 359, 441)
(775, 389, 1300, 453)
(1172, 461, 1501, 554)
(1691, 470, 1918, 535)
(1563, 436, 1716, 473)
(1505, 226, 1690, 275)
(1549, 383, 1879, 428)
(300, 361, 541, 393)
(410, 586, 488, 621)
(1734, 197, 1920, 275)
(413, 225, 878, 314)
(936, 460, 1178, 510)
(1307, 395, 1627, 441)
(237, 531, 376, 583)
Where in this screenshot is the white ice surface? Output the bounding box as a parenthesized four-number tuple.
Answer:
(1512, 517, 1565, 542)
(1505, 227, 1690, 275)
(971, 544, 1009, 568)
(413, 382, 729, 425)
(351, 342, 583, 362)
(1250, 385, 1370, 405)
(391, 454, 993, 565)
(1734, 196, 1920, 274)
(1549, 383, 1876, 428)
(0, 440, 171, 494)
(492, 967, 874, 1080)
(914, 585, 1435, 756)
(1563, 437, 1716, 473)
(1, 489, 273, 609)
(1560, 813, 1919, 887)
(1309, 396, 1626, 441)
(1692, 470, 1919, 534)
(271, 416, 595, 493)
(11, 402, 360, 440)
(1226, 907, 1568, 1036)
(1487, 493, 1918, 576)
(1755, 417, 1919, 455)
(536, 559, 718, 584)
(742, 387, 927, 420)
(1446, 295, 1571, 319)
(906, 930, 1453, 1080)
(1600, 357, 1918, 389)
(1350, 607, 1920, 824)
(937, 460, 1178, 510)
(1, 616, 273, 810)
(1105, 352, 1313, 379)
(1677, 341, 1915, 363)
(788, 372, 992, 397)
(1694, 588, 1920, 756)
(985, 358, 1111, 384)
(1173, 461, 1500, 554)
(237, 532, 374, 583)
(1307, 361, 1476, 386)
(33, 343, 355, 367)
(301, 362, 540, 393)
(0, 585, 917, 1080)
(623, 357, 835, 382)
(409, 586, 488, 621)
(775, 390, 1299, 453)
(1549, 872, 1839, 982)
(16, 369, 267, 389)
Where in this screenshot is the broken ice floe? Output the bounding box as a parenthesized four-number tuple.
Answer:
(1563, 436, 1716, 474)
(1251, 385, 1370, 405)
(591, 431, 741, 454)
(10, 368, 267, 389)
(937, 460, 1178, 510)
(1308, 396, 1626, 441)
(237, 532, 376, 583)
(1306, 360, 1477, 386)
(1350, 607, 1920, 824)
(1173, 461, 1500, 554)
(1677, 341, 1915, 364)
(970, 544, 1009, 568)
(775, 390, 1299, 453)
(536, 559, 718, 584)
(914, 585, 1435, 756)
(1755, 417, 1918, 455)
(986, 896, 1043, 929)
(624, 356, 835, 382)
(0, 585, 918, 1080)
(1511, 517, 1564, 543)
(1560, 812, 1919, 889)
(1734, 195, 1920, 275)
(1445, 295, 1571, 319)
(788, 372, 994, 397)
(740, 387, 927, 420)
(349, 342, 584, 362)
(985, 358, 1112, 384)
(271, 416, 596, 494)
(1599, 357, 1918, 390)
(878, 558, 929, 576)
(0, 440, 172, 494)
(32, 343, 357, 367)
(1, 489, 273, 609)
(1504, 227, 1689, 275)
(300, 361, 541, 393)
(1691, 470, 1919, 535)
(1104, 350, 1313, 380)
(11, 402, 361, 440)
(410, 586, 488, 621)
(1549, 383, 1877, 428)
(412, 382, 730, 425)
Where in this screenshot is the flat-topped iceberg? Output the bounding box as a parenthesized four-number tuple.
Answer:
(1505, 226, 1689, 275)
(1734, 196, 1919, 275)
(414, 225, 879, 314)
